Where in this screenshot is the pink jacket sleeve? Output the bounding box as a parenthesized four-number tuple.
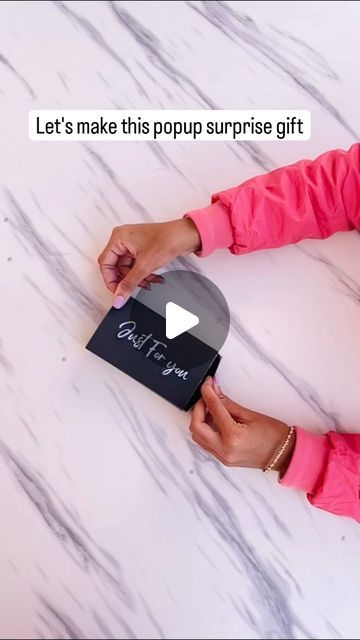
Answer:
(280, 429, 360, 522)
(185, 143, 360, 521)
(185, 143, 360, 257)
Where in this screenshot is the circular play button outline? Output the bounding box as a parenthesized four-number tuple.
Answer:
(130, 269, 230, 370)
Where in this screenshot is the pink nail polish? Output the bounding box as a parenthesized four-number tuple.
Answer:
(113, 295, 125, 309)
(214, 377, 222, 395)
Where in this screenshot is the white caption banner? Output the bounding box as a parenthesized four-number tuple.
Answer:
(29, 109, 311, 142)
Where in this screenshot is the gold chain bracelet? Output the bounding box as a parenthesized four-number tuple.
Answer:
(263, 426, 295, 473)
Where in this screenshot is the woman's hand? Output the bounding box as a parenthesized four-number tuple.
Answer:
(190, 378, 295, 475)
(98, 219, 200, 308)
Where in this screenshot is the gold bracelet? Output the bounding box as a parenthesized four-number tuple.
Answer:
(263, 426, 295, 473)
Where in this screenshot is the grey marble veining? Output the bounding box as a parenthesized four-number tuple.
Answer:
(1, 1, 360, 638)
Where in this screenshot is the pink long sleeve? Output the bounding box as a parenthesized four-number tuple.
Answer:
(185, 143, 360, 521)
(185, 143, 360, 257)
(281, 429, 360, 522)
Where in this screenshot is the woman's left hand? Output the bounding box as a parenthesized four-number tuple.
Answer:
(189, 378, 295, 475)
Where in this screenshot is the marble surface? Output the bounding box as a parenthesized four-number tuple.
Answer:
(1, 1, 360, 638)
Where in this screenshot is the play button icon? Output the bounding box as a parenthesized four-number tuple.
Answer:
(166, 302, 199, 339)
(130, 269, 230, 369)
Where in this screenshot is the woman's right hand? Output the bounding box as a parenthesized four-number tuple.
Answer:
(190, 377, 294, 475)
(98, 218, 201, 308)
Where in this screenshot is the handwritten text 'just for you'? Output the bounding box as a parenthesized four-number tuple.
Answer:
(117, 321, 189, 380)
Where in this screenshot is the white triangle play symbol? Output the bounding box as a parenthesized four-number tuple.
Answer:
(165, 302, 199, 339)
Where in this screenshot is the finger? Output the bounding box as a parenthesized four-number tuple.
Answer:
(220, 396, 253, 422)
(114, 258, 150, 307)
(196, 388, 219, 431)
(117, 255, 133, 267)
(118, 271, 161, 289)
(113, 267, 151, 293)
(189, 412, 220, 450)
(120, 269, 151, 290)
(191, 398, 206, 423)
(204, 411, 219, 432)
(98, 238, 128, 267)
(98, 236, 129, 291)
(201, 384, 233, 436)
(99, 265, 120, 293)
(117, 268, 151, 291)
(145, 273, 165, 285)
(213, 377, 224, 397)
(116, 267, 156, 292)
(139, 281, 151, 291)
(202, 376, 226, 401)
(200, 375, 248, 418)
(192, 434, 222, 462)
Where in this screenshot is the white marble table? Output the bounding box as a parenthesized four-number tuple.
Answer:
(1, 1, 360, 638)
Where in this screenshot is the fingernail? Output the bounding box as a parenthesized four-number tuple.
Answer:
(204, 375, 212, 384)
(113, 295, 125, 309)
(214, 378, 222, 395)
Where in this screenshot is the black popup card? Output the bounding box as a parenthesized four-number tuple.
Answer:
(86, 270, 230, 411)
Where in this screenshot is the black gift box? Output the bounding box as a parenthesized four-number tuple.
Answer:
(86, 297, 221, 410)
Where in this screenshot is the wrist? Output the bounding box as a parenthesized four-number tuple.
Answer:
(275, 429, 296, 477)
(261, 423, 296, 475)
(171, 218, 201, 255)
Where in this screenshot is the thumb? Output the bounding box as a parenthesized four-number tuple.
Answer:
(113, 258, 149, 308)
(201, 384, 233, 436)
